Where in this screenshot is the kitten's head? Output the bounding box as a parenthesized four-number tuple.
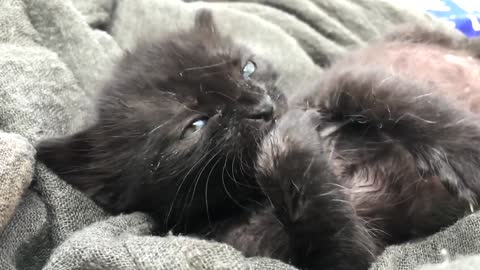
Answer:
(36, 9, 286, 230)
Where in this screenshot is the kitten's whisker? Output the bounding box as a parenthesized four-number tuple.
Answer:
(186, 147, 223, 208)
(303, 156, 316, 178)
(231, 153, 241, 185)
(182, 146, 222, 227)
(148, 122, 168, 134)
(239, 150, 256, 180)
(164, 145, 219, 227)
(177, 146, 223, 230)
(167, 96, 204, 115)
(227, 74, 242, 88)
(204, 152, 224, 226)
(221, 151, 252, 210)
(197, 70, 229, 78)
(352, 231, 377, 259)
(204, 91, 237, 102)
(222, 151, 230, 186)
(179, 60, 229, 76)
(238, 150, 248, 177)
(326, 182, 350, 191)
(223, 154, 238, 185)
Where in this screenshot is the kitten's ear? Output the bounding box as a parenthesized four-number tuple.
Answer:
(194, 9, 218, 35)
(35, 129, 99, 195)
(36, 129, 134, 212)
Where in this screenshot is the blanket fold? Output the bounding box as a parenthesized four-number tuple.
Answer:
(0, 0, 477, 269)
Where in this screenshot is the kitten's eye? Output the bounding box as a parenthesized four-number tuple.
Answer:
(242, 60, 256, 79)
(183, 117, 208, 138)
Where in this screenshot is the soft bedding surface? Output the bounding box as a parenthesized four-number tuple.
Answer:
(0, 0, 478, 269)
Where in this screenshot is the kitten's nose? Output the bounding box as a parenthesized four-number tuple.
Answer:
(247, 96, 274, 122)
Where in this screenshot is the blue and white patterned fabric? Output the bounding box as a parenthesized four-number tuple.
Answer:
(421, 0, 480, 37)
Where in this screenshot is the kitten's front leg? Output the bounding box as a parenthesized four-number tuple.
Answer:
(256, 110, 377, 270)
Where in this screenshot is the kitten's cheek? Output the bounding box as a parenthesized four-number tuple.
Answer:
(201, 114, 223, 138)
(206, 114, 222, 128)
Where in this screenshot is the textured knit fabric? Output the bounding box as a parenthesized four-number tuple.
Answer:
(0, 132, 34, 234)
(0, 0, 477, 269)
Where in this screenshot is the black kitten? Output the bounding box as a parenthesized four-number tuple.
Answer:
(36, 10, 286, 234)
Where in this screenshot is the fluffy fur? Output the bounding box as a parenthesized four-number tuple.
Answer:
(252, 25, 480, 269)
(36, 10, 480, 270)
(36, 10, 286, 234)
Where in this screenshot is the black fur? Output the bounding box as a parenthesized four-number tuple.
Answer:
(36, 10, 286, 233)
(36, 11, 480, 270)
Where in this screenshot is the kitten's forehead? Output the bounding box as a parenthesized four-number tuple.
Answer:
(155, 38, 262, 105)
(105, 9, 281, 129)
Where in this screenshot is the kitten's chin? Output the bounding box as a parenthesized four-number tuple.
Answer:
(244, 119, 276, 142)
(245, 118, 275, 129)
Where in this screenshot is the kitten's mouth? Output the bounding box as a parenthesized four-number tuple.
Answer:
(247, 111, 273, 122)
(245, 111, 275, 132)
(245, 96, 275, 123)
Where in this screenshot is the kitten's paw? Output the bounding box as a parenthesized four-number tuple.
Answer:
(256, 109, 330, 221)
(257, 109, 322, 184)
(256, 110, 376, 270)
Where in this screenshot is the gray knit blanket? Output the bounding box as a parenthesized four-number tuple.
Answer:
(1, 0, 480, 269)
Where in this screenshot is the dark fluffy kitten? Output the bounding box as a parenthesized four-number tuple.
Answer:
(37, 10, 286, 233)
(36, 9, 480, 270)
(251, 25, 480, 269)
